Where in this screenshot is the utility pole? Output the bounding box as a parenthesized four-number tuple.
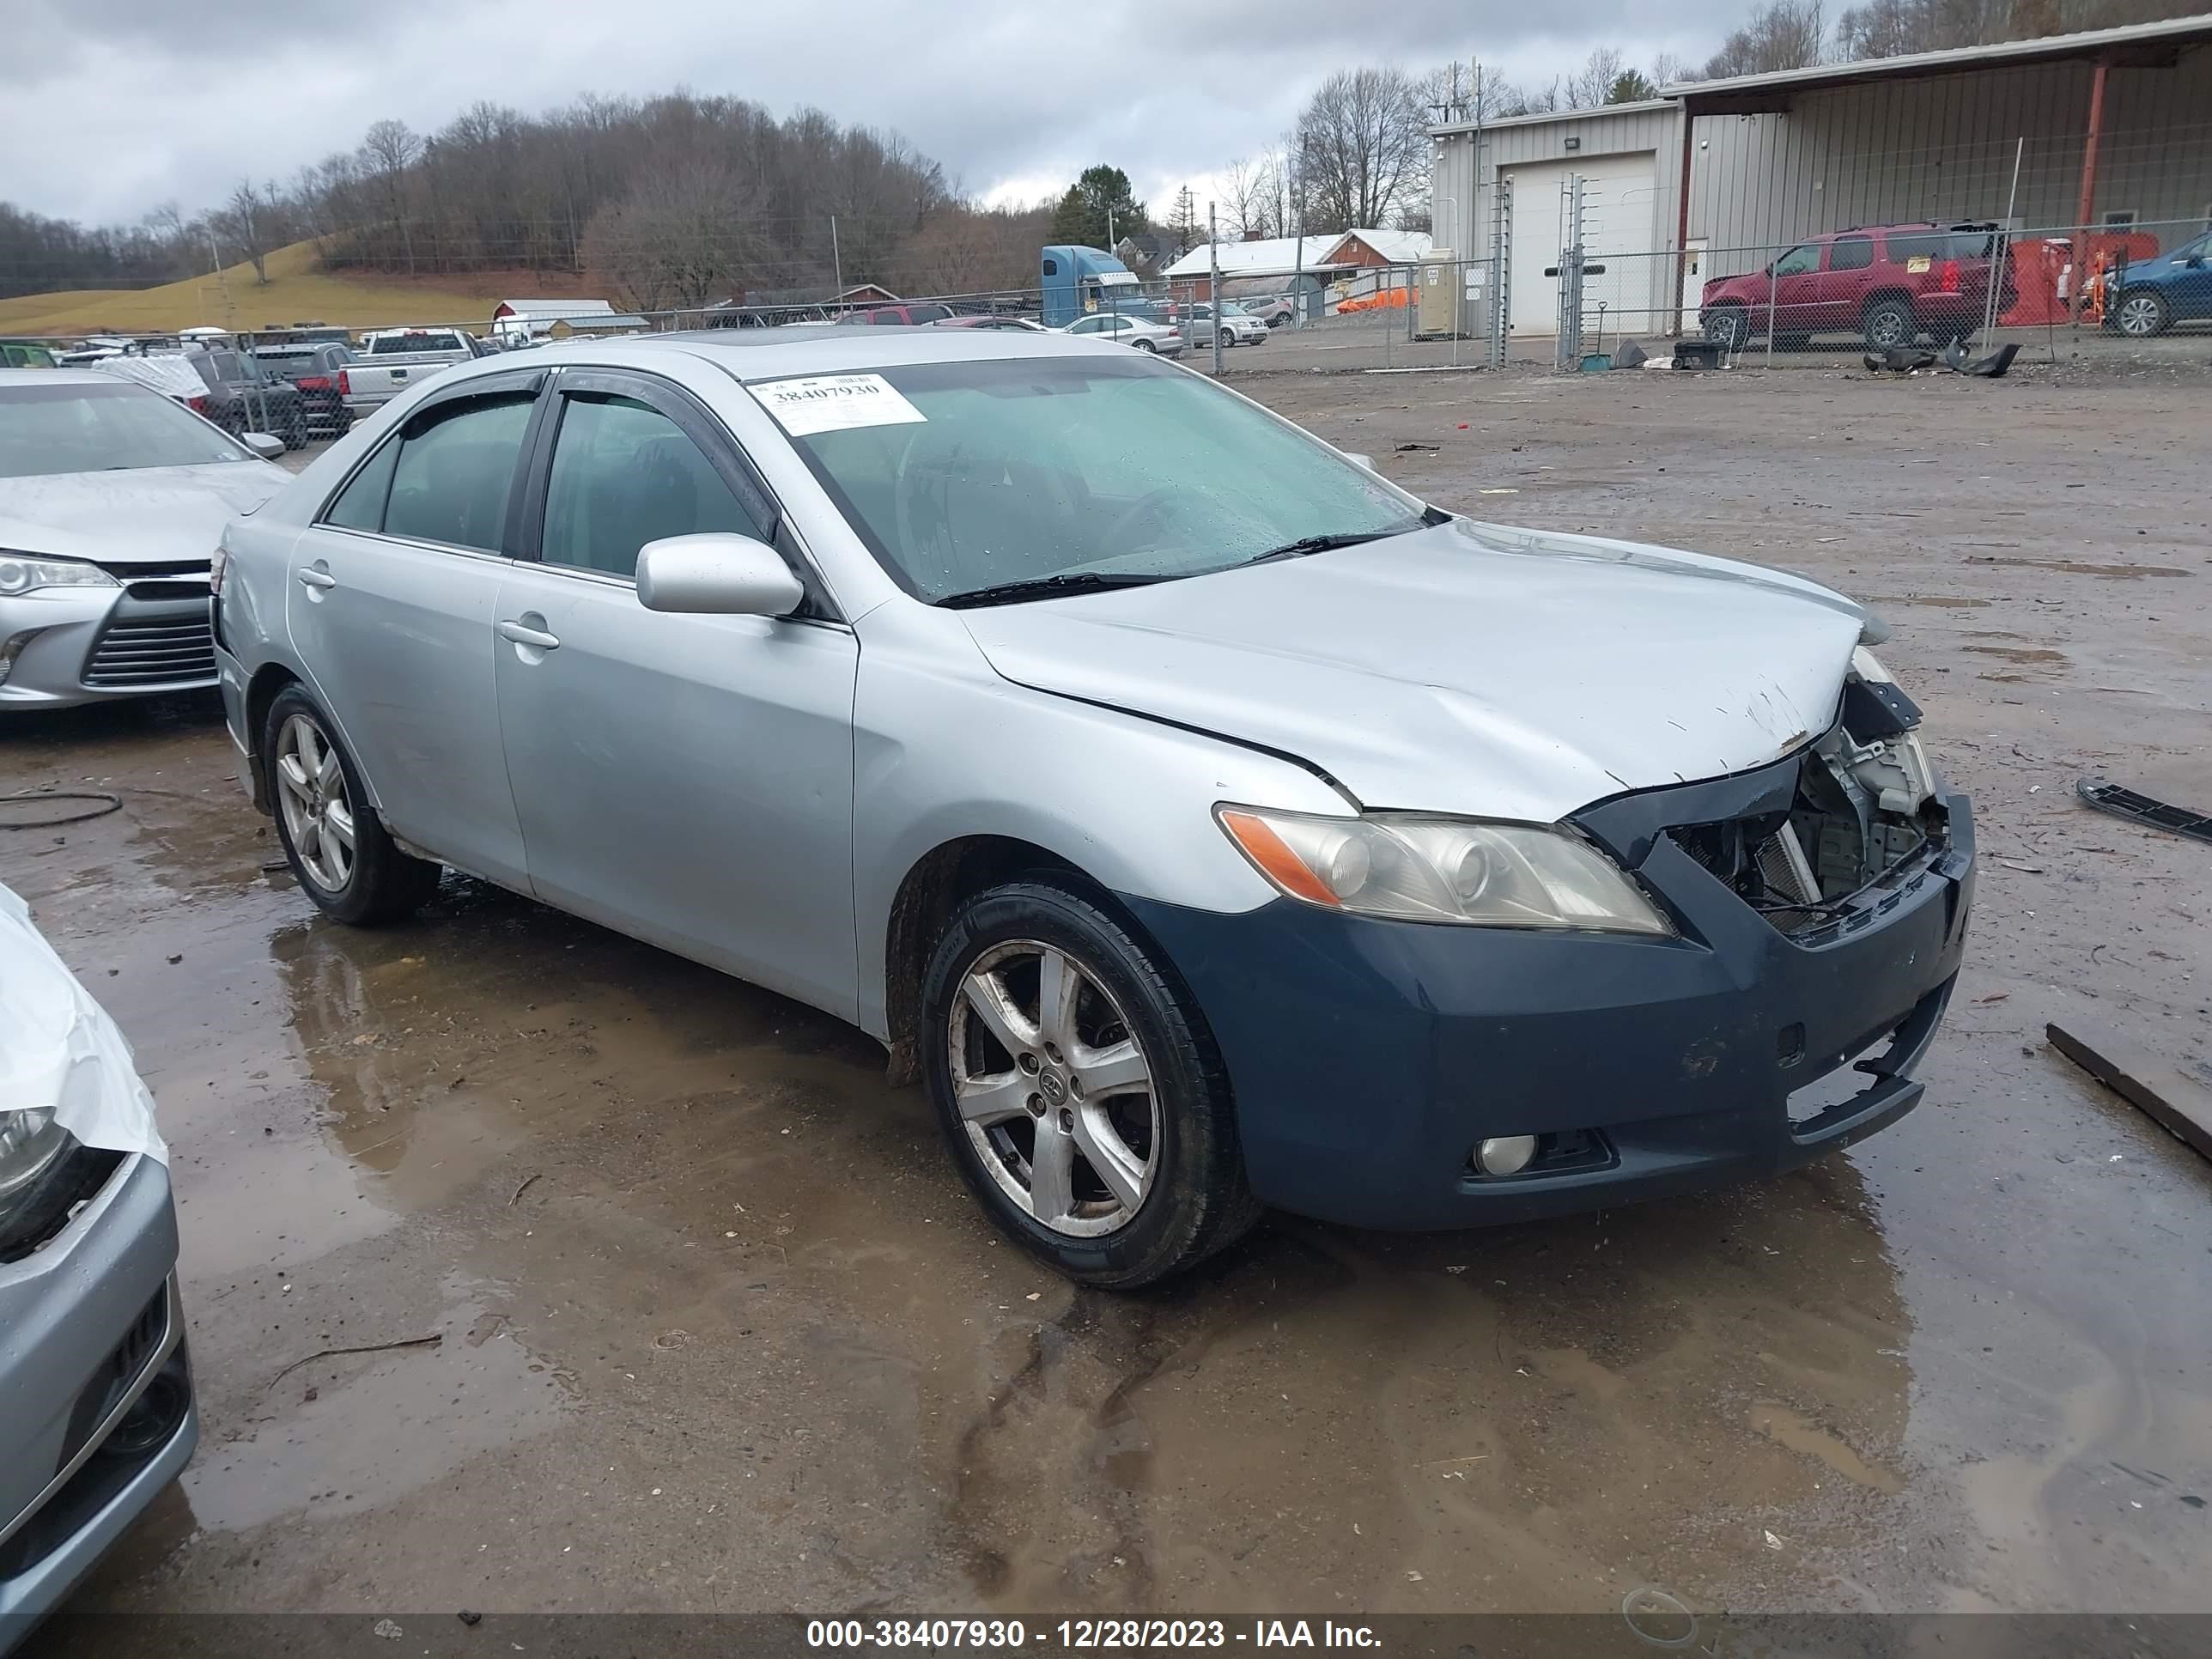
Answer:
(1289, 155, 1304, 327)
(1210, 203, 1224, 375)
(830, 215, 843, 305)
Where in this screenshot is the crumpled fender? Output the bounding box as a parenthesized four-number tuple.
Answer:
(0, 882, 167, 1164)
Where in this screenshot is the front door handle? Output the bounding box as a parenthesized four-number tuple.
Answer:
(296, 565, 336, 591)
(496, 618, 560, 650)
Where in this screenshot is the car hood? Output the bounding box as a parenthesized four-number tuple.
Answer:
(0, 462, 287, 565)
(957, 519, 1874, 823)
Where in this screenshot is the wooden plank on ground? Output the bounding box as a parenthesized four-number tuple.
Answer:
(2047, 1019, 2212, 1166)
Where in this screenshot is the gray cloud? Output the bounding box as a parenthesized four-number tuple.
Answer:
(6, 0, 1735, 227)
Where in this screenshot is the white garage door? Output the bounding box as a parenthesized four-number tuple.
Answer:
(1503, 153, 1658, 335)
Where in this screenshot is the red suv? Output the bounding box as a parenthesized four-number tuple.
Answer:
(1700, 222, 2014, 352)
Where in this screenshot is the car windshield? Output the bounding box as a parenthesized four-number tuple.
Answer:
(765, 355, 1427, 604)
(0, 381, 257, 478)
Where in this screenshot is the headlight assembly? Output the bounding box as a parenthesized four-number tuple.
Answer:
(1217, 805, 1674, 935)
(0, 1105, 82, 1255)
(0, 555, 120, 598)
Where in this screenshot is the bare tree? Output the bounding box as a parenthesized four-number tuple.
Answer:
(1294, 67, 1431, 233)
(1648, 50, 1693, 86)
(1566, 47, 1626, 109)
(581, 158, 766, 313)
(210, 180, 283, 283)
(1702, 0, 1827, 76)
(1222, 155, 1281, 238)
(358, 119, 421, 273)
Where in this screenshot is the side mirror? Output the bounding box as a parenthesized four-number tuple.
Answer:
(241, 433, 285, 459)
(635, 532, 804, 617)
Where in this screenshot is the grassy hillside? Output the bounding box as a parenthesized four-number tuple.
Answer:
(1, 241, 518, 337)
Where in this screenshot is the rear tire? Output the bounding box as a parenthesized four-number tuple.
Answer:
(264, 687, 442, 927)
(1863, 296, 1917, 349)
(1133, 338, 1157, 353)
(923, 880, 1260, 1288)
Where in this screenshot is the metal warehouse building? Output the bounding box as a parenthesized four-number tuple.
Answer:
(1430, 12, 2212, 337)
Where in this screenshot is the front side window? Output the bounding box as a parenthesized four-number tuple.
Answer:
(0, 381, 258, 478)
(380, 393, 535, 551)
(1773, 245, 1820, 278)
(766, 356, 1426, 605)
(539, 394, 758, 579)
(1066, 316, 1106, 335)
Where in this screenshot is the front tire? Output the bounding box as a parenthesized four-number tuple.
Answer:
(264, 687, 442, 926)
(2113, 288, 2171, 338)
(1133, 337, 1157, 353)
(923, 881, 1260, 1288)
(1705, 306, 1750, 352)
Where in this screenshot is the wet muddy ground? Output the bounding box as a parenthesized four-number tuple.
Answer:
(4, 368, 2209, 1632)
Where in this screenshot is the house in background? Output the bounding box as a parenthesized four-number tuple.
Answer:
(490, 297, 622, 342)
(1158, 230, 1434, 313)
(1114, 232, 1188, 278)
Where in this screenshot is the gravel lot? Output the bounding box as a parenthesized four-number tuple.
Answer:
(4, 361, 2209, 1639)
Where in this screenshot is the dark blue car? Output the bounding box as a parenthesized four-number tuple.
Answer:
(2107, 228, 2212, 337)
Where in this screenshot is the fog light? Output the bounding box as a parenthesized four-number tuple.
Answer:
(1474, 1134, 1538, 1177)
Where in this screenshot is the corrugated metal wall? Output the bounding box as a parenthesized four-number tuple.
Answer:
(1431, 104, 1682, 266)
(1689, 46, 2212, 275)
(1432, 41, 2212, 292)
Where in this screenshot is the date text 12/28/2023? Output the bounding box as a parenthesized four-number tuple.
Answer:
(805, 1619, 1382, 1649)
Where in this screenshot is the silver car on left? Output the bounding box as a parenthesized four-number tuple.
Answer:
(0, 368, 289, 710)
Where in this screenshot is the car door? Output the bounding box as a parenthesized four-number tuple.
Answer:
(285, 371, 543, 888)
(1769, 243, 1822, 337)
(2171, 232, 2212, 320)
(490, 368, 860, 1020)
(1815, 234, 1875, 331)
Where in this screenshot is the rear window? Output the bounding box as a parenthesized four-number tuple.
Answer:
(369, 332, 465, 355)
(1887, 230, 1993, 264)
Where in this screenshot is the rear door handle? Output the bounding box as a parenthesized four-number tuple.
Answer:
(296, 565, 336, 591)
(496, 618, 560, 650)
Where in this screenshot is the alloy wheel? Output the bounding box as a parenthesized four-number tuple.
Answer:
(950, 939, 1158, 1237)
(2116, 294, 2164, 337)
(275, 713, 356, 892)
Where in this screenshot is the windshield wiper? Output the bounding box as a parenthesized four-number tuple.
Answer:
(938, 570, 1171, 609)
(1240, 521, 1425, 566)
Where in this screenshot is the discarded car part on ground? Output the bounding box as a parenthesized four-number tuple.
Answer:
(1939, 338, 2021, 378)
(1613, 339, 1650, 370)
(1863, 347, 1940, 374)
(2048, 1019, 2212, 1166)
(212, 330, 1973, 1286)
(1674, 339, 1725, 370)
(0, 882, 194, 1652)
(2075, 778, 2212, 847)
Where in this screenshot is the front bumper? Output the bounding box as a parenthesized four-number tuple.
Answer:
(0, 580, 216, 709)
(1123, 766, 1975, 1231)
(0, 1156, 197, 1650)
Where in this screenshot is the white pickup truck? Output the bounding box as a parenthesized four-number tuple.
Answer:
(343, 328, 488, 416)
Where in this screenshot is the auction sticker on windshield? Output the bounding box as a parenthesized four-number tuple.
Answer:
(753, 374, 927, 436)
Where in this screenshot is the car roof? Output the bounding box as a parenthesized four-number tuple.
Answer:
(0, 366, 156, 388)
(494, 326, 1141, 386)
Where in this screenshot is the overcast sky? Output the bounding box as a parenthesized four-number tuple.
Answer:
(9, 0, 1735, 228)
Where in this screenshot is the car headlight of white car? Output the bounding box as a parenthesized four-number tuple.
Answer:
(1217, 805, 1675, 934)
(0, 1104, 80, 1249)
(0, 555, 120, 598)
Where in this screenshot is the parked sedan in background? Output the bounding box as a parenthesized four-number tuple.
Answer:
(1, 881, 192, 1655)
(1182, 301, 1270, 347)
(1056, 313, 1184, 355)
(932, 315, 1048, 331)
(0, 370, 288, 709)
(246, 341, 356, 439)
(212, 330, 1971, 1289)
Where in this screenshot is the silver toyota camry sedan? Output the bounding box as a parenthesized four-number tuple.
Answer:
(1, 369, 289, 709)
(213, 329, 1974, 1286)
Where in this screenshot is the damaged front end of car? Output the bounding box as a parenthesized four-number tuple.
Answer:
(1668, 648, 1950, 942)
